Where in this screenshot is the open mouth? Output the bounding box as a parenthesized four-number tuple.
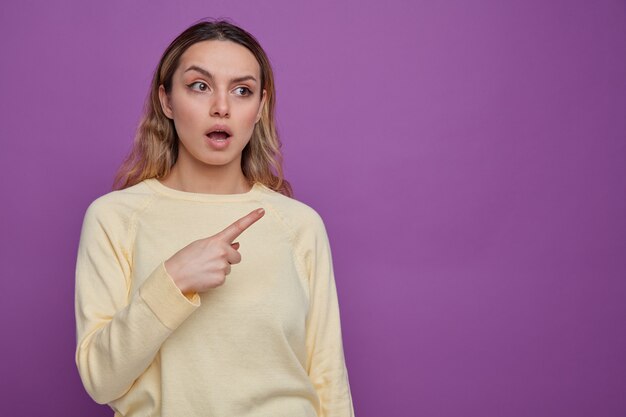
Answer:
(206, 131, 231, 141)
(206, 125, 233, 142)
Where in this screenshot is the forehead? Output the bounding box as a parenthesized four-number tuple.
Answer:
(177, 40, 260, 78)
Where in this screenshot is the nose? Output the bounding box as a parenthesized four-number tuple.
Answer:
(210, 91, 230, 118)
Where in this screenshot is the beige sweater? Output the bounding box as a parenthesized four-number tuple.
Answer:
(74, 178, 354, 416)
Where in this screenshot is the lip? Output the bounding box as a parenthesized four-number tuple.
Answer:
(205, 124, 233, 136)
(205, 134, 231, 150)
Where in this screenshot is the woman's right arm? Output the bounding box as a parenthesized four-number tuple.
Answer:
(74, 200, 200, 404)
(74, 200, 264, 404)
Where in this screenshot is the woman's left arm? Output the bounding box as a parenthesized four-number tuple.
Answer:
(303, 213, 355, 417)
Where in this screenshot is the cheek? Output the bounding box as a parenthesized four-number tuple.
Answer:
(177, 103, 200, 123)
(170, 93, 201, 127)
(240, 101, 262, 126)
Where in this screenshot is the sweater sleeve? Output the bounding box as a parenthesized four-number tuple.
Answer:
(74, 199, 200, 404)
(303, 213, 355, 417)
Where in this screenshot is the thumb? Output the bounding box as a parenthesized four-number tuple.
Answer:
(231, 242, 240, 250)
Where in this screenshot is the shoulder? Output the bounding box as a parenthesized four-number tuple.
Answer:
(255, 183, 327, 235)
(255, 185, 334, 276)
(81, 180, 157, 231)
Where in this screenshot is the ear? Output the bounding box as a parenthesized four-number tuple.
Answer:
(255, 89, 267, 124)
(158, 84, 174, 119)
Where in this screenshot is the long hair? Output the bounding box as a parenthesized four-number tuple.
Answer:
(112, 19, 292, 197)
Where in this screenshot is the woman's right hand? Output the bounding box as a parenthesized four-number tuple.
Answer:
(164, 208, 265, 295)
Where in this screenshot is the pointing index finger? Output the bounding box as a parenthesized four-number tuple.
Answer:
(215, 208, 265, 243)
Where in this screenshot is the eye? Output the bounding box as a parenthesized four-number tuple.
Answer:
(188, 81, 209, 92)
(234, 86, 252, 96)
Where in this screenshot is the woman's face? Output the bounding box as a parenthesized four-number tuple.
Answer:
(158, 40, 266, 170)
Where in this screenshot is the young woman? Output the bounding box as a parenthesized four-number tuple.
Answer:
(74, 19, 354, 416)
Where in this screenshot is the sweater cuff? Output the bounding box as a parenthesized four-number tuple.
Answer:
(139, 261, 201, 330)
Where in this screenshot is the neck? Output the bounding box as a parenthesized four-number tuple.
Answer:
(160, 151, 251, 195)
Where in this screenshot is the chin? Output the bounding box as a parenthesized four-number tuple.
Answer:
(200, 155, 239, 167)
(181, 143, 242, 167)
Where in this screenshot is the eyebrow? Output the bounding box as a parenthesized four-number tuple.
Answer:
(183, 65, 258, 84)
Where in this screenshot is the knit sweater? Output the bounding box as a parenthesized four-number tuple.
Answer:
(74, 178, 354, 417)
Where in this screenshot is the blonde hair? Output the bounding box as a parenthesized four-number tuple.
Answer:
(112, 19, 292, 197)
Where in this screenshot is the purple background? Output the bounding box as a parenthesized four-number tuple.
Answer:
(1, 1, 625, 416)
